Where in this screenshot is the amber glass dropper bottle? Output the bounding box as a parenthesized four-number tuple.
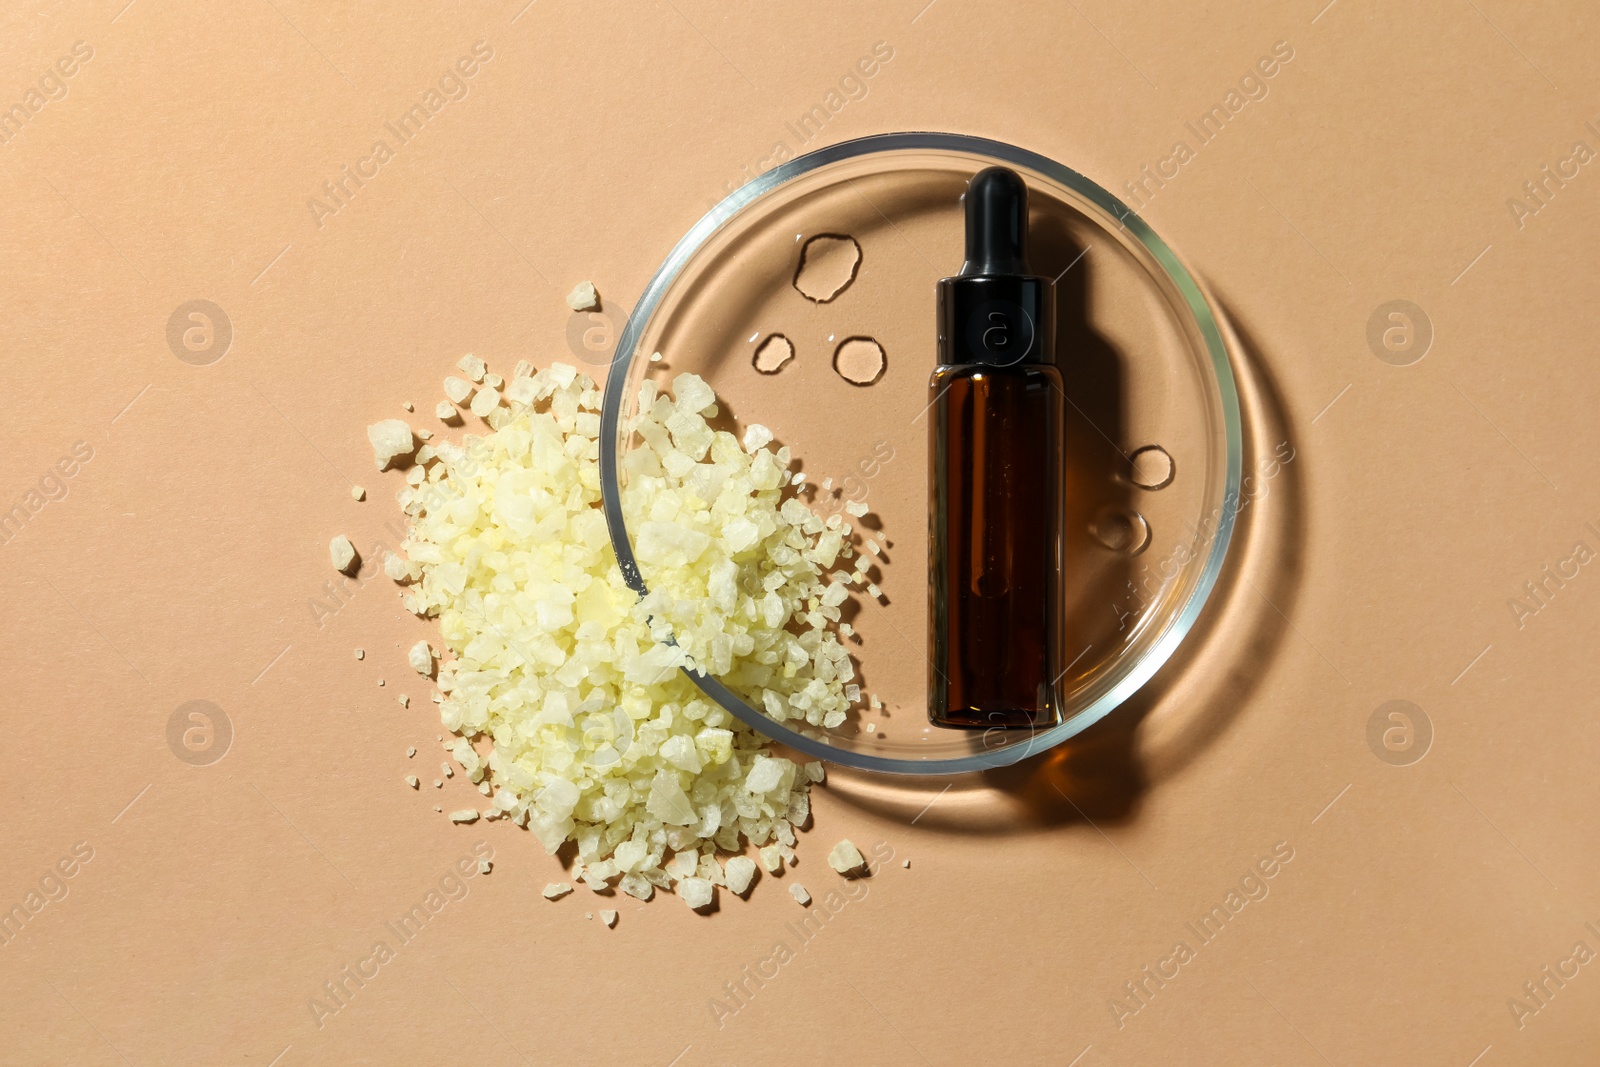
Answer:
(928, 166, 1065, 729)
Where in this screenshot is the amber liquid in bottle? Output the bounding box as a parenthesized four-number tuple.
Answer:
(928, 166, 1065, 730)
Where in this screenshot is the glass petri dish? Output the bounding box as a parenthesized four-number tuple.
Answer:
(599, 132, 1241, 775)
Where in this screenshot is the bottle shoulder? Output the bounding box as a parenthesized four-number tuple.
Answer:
(930, 362, 1063, 386)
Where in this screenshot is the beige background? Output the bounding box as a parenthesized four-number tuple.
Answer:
(3, 0, 1599, 1064)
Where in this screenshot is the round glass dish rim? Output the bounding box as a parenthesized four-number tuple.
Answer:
(598, 130, 1243, 776)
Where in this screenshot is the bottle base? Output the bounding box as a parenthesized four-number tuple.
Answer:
(930, 706, 1061, 730)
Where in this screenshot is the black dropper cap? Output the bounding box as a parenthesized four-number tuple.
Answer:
(937, 166, 1053, 367)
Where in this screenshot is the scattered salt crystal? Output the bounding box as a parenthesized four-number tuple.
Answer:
(484, 373, 503, 389)
(436, 400, 457, 420)
(678, 877, 714, 909)
(902, 859, 910, 868)
(405, 776, 419, 789)
(354, 648, 364, 660)
(329, 535, 357, 574)
(725, 856, 757, 895)
(351, 485, 365, 501)
(742, 423, 774, 452)
(649, 351, 663, 362)
(367, 419, 415, 469)
(789, 883, 811, 906)
(408, 640, 433, 675)
(399, 694, 410, 707)
(543, 883, 573, 899)
(442, 763, 453, 778)
(828, 839, 866, 875)
(443, 376, 473, 404)
(458, 354, 486, 382)
(600, 910, 617, 927)
(469, 387, 500, 418)
(566, 281, 598, 311)
(448, 809, 478, 822)
(845, 500, 868, 517)
(407, 747, 416, 757)
(804, 762, 825, 783)
(477, 858, 492, 874)
(759, 845, 783, 873)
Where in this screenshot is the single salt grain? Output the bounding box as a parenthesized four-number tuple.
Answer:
(399, 694, 410, 707)
(725, 856, 757, 895)
(485, 373, 503, 389)
(845, 500, 868, 517)
(329, 535, 357, 574)
(434, 780, 442, 788)
(407, 747, 416, 757)
(478, 858, 492, 874)
(543, 883, 572, 900)
(649, 351, 663, 362)
(448, 809, 478, 822)
(828, 839, 866, 875)
(760, 845, 783, 873)
(902, 859, 910, 868)
(432, 804, 441, 811)
(443, 376, 473, 404)
(405, 776, 419, 789)
(354, 648, 364, 660)
(408, 640, 433, 675)
(367, 419, 415, 469)
(678, 877, 714, 910)
(351, 485, 366, 500)
(600, 910, 617, 927)
(458, 354, 487, 382)
(804, 762, 825, 783)
(469, 386, 501, 418)
(436, 400, 457, 420)
(742, 423, 773, 452)
(442, 763, 453, 778)
(567, 281, 599, 310)
(789, 883, 811, 906)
